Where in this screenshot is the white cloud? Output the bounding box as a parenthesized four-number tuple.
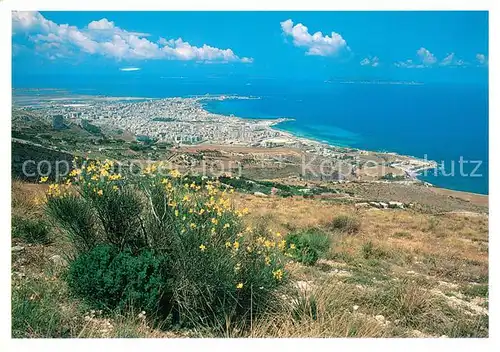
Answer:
(439, 53, 466, 67)
(12, 11, 253, 63)
(280, 19, 350, 57)
(440, 53, 455, 66)
(394, 59, 424, 69)
(395, 48, 468, 68)
(476, 53, 488, 66)
(120, 67, 141, 71)
(88, 18, 115, 31)
(417, 47, 437, 65)
(360, 56, 379, 67)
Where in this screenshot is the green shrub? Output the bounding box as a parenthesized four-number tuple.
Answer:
(286, 228, 330, 266)
(12, 217, 51, 244)
(81, 181, 145, 251)
(141, 174, 286, 329)
(46, 193, 98, 255)
(329, 215, 361, 234)
(67, 244, 170, 314)
(46, 161, 287, 333)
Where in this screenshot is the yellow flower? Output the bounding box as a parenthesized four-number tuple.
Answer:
(174, 209, 179, 217)
(97, 189, 103, 196)
(190, 223, 197, 229)
(273, 269, 283, 281)
(199, 244, 206, 251)
(39, 176, 49, 183)
(211, 218, 218, 225)
(264, 240, 275, 249)
(233, 241, 240, 250)
(265, 256, 271, 266)
(109, 174, 122, 181)
(112, 185, 119, 191)
(199, 209, 205, 215)
(278, 240, 287, 250)
(169, 169, 181, 178)
(236, 283, 243, 289)
(33, 196, 45, 205)
(276, 232, 282, 237)
(225, 241, 232, 249)
(223, 223, 230, 229)
(183, 195, 190, 202)
(290, 243, 296, 250)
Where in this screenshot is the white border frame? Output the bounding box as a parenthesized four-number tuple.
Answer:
(1, 1, 496, 351)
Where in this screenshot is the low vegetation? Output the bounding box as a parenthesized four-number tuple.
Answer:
(328, 214, 361, 234)
(286, 228, 331, 265)
(39, 161, 290, 334)
(12, 217, 51, 244)
(11, 161, 489, 338)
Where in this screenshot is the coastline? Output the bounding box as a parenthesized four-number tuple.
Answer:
(198, 95, 440, 184)
(12, 89, 487, 196)
(199, 95, 488, 196)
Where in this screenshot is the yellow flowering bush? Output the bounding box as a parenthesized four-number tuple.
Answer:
(45, 160, 288, 332)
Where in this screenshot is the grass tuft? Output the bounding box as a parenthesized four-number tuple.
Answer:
(328, 215, 361, 234)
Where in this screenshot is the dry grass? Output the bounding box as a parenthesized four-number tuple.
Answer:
(248, 281, 389, 338)
(11, 182, 489, 338)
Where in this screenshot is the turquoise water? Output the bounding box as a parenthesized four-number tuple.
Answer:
(202, 83, 488, 195)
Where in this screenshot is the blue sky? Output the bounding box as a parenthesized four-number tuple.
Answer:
(12, 11, 488, 83)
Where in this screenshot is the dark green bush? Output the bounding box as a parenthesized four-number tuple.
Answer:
(67, 244, 171, 314)
(12, 217, 51, 244)
(286, 228, 330, 266)
(329, 215, 361, 234)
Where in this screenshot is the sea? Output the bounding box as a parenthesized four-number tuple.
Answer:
(12, 74, 489, 195)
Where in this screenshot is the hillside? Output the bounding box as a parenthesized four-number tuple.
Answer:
(11, 177, 488, 337)
(10, 107, 488, 338)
